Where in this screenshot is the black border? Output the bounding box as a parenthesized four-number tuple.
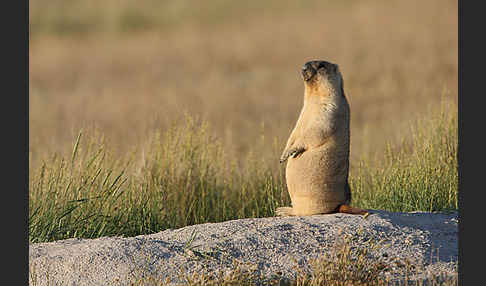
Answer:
(5, 0, 29, 284)
(458, 2, 464, 285)
(458, 0, 473, 285)
(24, 0, 30, 284)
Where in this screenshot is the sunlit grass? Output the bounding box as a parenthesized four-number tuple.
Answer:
(29, 101, 457, 243)
(29, 115, 288, 243)
(351, 101, 458, 212)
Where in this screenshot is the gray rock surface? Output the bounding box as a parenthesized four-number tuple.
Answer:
(29, 209, 458, 285)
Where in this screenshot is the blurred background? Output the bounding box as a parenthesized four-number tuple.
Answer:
(29, 0, 457, 169)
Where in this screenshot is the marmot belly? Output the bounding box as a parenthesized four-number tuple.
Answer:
(285, 145, 348, 215)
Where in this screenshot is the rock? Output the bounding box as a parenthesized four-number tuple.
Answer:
(29, 209, 458, 285)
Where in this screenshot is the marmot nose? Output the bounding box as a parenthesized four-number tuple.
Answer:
(302, 62, 316, 81)
(302, 62, 314, 73)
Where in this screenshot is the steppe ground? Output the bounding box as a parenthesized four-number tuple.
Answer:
(29, 0, 458, 171)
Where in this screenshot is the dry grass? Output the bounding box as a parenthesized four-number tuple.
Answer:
(29, 0, 457, 171)
(29, 101, 457, 243)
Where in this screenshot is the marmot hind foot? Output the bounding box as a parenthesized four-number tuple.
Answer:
(336, 204, 369, 218)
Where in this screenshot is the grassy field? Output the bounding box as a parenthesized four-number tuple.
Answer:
(29, 101, 457, 243)
(29, 0, 458, 284)
(29, 0, 457, 170)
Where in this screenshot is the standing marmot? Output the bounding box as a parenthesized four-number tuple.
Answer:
(277, 60, 368, 216)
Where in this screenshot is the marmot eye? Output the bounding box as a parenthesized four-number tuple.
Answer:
(318, 62, 332, 72)
(317, 61, 337, 72)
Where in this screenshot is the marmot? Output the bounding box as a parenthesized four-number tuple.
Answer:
(277, 60, 368, 217)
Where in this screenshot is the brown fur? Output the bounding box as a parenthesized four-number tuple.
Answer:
(276, 60, 367, 217)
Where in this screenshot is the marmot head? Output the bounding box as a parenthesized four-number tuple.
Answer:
(301, 60, 344, 97)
